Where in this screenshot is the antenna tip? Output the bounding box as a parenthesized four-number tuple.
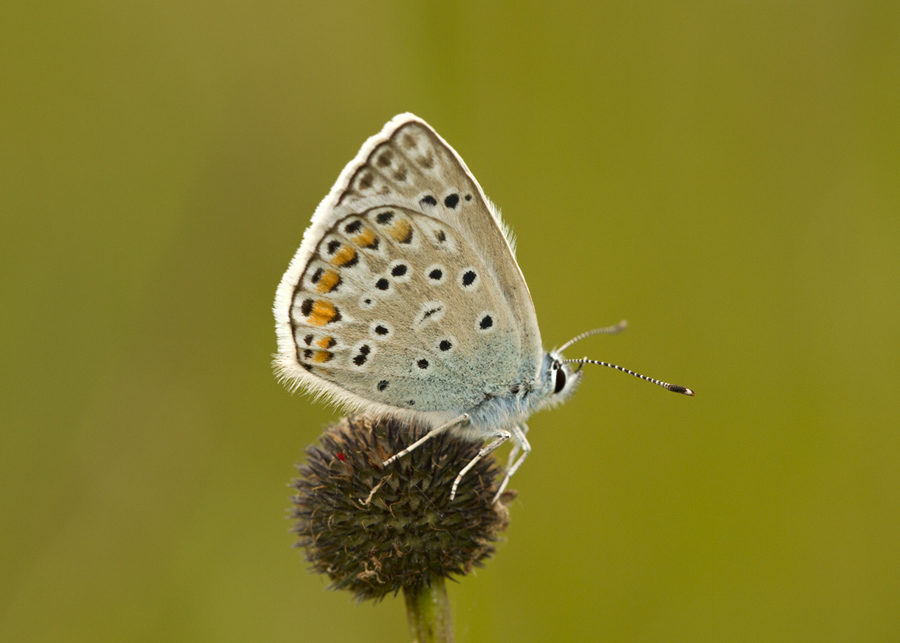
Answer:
(669, 385, 695, 396)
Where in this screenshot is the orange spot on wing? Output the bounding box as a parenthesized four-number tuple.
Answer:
(312, 350, 333, 364)
(307, 300, 341, 326)
(316, 335, 335, 349)
(389, 219, 412, 243)
(352, 228, 376, 248)
(330, 245, 357, 267)
(316, 270, 340, 293)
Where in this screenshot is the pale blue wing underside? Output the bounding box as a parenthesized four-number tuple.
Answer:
(274, 115, 543, 421)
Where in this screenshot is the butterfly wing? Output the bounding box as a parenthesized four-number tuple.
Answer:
(274, 114, 542, 420)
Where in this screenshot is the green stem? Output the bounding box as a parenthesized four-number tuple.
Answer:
(404, 577, 453, 643)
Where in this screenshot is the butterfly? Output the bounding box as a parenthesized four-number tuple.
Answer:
(274, 114, 693, 502)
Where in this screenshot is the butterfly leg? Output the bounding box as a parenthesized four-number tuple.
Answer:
(382, 413, 470, 467)
(450, 429, 511, 501)
(504, 422, 530, 471)
(493, 424, 531, 503)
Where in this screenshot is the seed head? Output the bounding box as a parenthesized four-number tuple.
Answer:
(290, 415, 514, 601)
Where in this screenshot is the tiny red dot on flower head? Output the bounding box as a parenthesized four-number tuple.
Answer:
(335, 452, 345, 461)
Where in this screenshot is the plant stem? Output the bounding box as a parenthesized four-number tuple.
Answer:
(404, 577, 453, 643)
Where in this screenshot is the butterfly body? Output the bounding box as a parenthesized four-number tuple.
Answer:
(275, 114, 689, 500)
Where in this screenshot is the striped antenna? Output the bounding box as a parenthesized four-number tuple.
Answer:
(562, 358, 695, 396)
(557, 320, 628, 353)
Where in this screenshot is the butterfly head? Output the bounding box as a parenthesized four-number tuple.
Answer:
(531, 322, 630, 411)
(533, 349, 583, 412)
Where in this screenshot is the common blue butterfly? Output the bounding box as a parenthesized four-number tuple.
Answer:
(274, 114, 693, 501)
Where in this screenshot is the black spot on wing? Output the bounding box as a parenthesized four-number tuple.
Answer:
(352, 344, 371, 366)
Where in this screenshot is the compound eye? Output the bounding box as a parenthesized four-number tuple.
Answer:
(553, 365, 567, 394)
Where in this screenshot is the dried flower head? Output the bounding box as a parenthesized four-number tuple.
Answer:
(291, 415, 514, 601)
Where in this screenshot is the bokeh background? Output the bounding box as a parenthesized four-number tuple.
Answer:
(3, 2, 898, 641)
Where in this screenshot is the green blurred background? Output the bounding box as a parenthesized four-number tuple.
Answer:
(3, 1, 898, 641)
